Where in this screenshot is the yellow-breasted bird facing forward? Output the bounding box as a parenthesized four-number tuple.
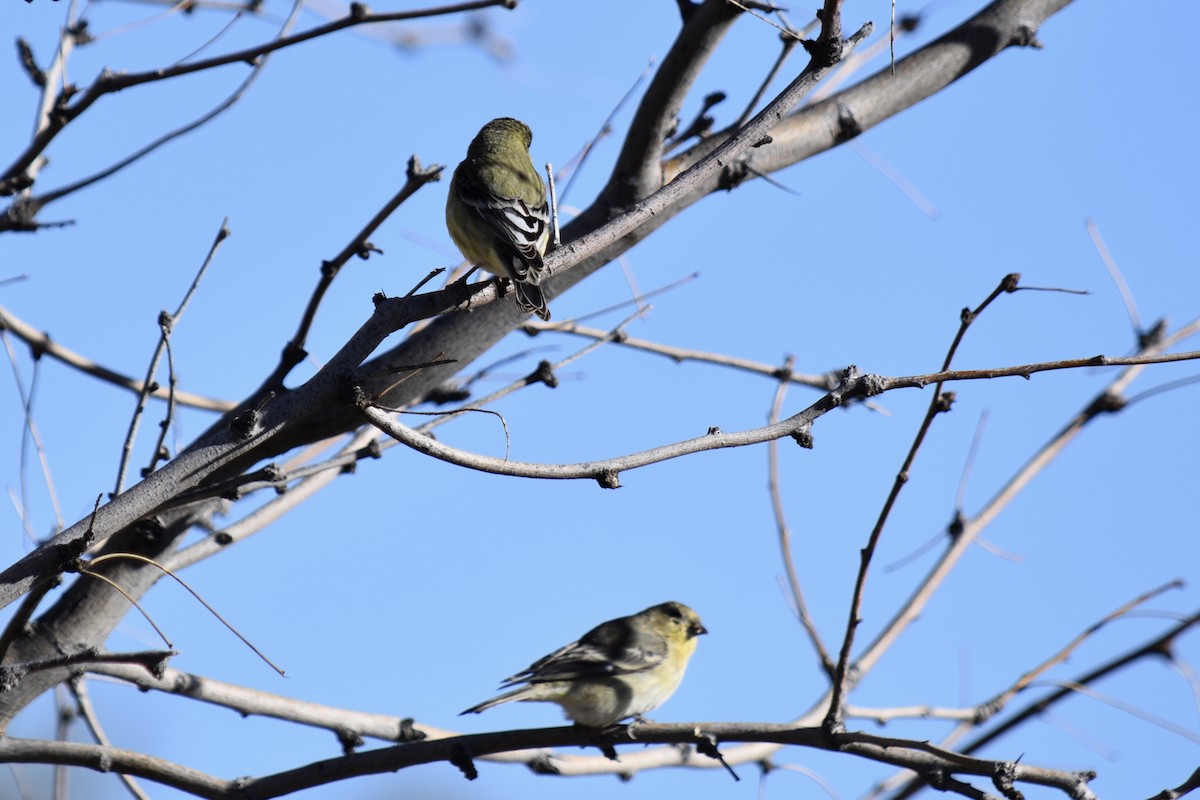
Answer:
(445, 117, 552, 320)
(461, 601, 706, 727)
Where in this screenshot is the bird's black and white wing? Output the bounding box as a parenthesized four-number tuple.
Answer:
(500, 614, 668, 687)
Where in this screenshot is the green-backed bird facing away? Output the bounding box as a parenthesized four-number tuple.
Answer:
(461, 601, 707, 727)
(445, 117, 551, 320)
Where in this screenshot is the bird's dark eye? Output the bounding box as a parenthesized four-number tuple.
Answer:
(665, 605, 682, 620)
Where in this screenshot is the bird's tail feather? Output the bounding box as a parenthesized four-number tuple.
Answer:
(460, 686, 532, 716)
(515, 281, 550, 321)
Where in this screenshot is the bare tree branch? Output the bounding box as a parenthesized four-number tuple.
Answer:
(0, 0, 512, 199)
(523, 319, 835, 389)
(826, 274, 1019, 728)
(0, 304, 234, 412)
(115, 219, 230, 494)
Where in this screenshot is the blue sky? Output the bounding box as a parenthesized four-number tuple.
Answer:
(1, 1, 1198, 798)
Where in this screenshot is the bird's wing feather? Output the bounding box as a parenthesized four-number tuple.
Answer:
(501, 617, 668, 686)
(454, 166, 548, 283)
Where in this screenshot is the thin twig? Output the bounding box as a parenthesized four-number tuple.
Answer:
(848, 140, 939, 218)
(524, 317, 833, 390)
(361, 337, 1200, 490)
(88, 552, 285, 676)
(1124, 372, 1200, 407)
(734, 13, 812, 127)
(54, 683, 72, 800)
(260, 156, 444, 392)
(954, 410, 989, 513)
(88, 659, 441, 743)
(2, 330, 65, 531)
(144, 331, 179, 476)
(29, 2, 299, 215)
(869, 322, 1200, 800)
(0, 575, 61, 667)
(1146, 765, 1200, 800)
(163, 430, 380, 571)
(826, 274, 1020, 728)
(558, 59, 655, 206)
(74, 568, 173, 648)
(21, 0, 82, 191)
(417, 309, 649, 436)
(887, 611, 1200, 800)
(545, 162, 561, 248)
(69, 675, 152, 800)
(982, 581, 1184, 713)
(765, 355, 833, 674)
(0, 0, 509, 196)
(1086, 217, 1143, 339)
(0, 305, 233, 411)
(726, 0, 806, 42)
(547, 271, 700, 324)
(17, 649, 176, 678)
(145, 221, 231, 478)
(865, 318, 1200, 681)
(454, 347, 557, 394)
(114, 219, 229, 495)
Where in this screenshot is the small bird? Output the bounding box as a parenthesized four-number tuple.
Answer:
(445, 117, 552, 320)
(461, 601, 707, 727)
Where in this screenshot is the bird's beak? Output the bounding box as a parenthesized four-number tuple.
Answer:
(690, 622, 708, 638)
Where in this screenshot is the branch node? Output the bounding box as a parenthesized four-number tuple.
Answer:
(67, 19, 93, 46)
(857, 372, 887, 398)
(834, 103, 863, 143)
(693, 730, 740, 781)
(947, 509, 965, 540)
(230, 408, 261, 440)
(230, 390, 275, 439)
(335, 725, 364, 755)
(0, 171, 35, 197)
(597, 742, 620, 761)
(405, 155, 444, 186)
(925, 769, 950, 790)
(717, 160, 750, 191)
(791, 425, 813, 449)
(1072, 771, 1098, 795)
(1013, 25, 1042, 48)
(397, 717, 426, 743)
(16, 38, 45, 87)
(356, 241, 382, 260)
(1139, 318, 1168, 349)
(526, 752, 561, 775)
(0, 664, 29, 691)
(48, 86, 76, 125)
(531, 359, 558, 388)
(1086, 389, 1126, 415)
(992, 760, 1023, 800)
(449, 743, 477, 780)
(597, 470, 621, 489)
